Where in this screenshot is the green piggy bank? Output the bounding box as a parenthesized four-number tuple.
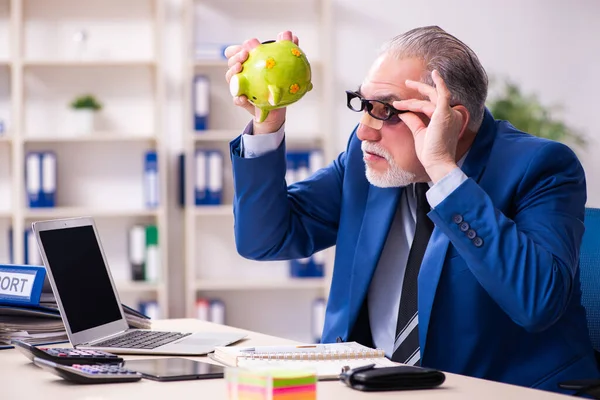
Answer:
(229, 40, 313, 123)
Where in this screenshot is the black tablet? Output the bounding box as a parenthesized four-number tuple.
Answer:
(123, 357, 225, 381)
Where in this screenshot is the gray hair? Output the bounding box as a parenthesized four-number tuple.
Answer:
(380, 26, 488, 131)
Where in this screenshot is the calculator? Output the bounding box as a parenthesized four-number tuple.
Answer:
(33, 357, 143, 384)
(12, 339, 123, 365)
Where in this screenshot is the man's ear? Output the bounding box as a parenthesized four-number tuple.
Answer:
(452, 105, 470, 138)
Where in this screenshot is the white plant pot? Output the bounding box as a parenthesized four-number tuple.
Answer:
(70, 109, 95, 135)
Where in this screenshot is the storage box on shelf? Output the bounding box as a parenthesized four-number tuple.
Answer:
(183, 0, 333, 342)
(4, 0, 169, 318)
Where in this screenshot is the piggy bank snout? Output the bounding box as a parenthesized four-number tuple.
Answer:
(229, 74, 247, 97)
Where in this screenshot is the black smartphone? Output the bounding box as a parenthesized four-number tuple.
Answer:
(123, 357, 225, 382)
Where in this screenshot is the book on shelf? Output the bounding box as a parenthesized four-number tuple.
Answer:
(209, 341, 398, 380)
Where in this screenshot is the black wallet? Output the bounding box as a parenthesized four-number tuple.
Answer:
(339, 363, 446, 392)
(558, 379, 600, 399)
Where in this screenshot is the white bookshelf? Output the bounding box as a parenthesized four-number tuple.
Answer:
(23, 134, 157, 143)
(23, 207, 163, 219)
(3, 0, 171, 317)
(195, 278, 328, 292)
(23, 60, 157, 68)
(182, 0, 335, 342)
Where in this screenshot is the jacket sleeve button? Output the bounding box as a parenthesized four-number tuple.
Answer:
(452, 214, 463, 224)
(459, 222, 470, 232)
(467, 229, 477, 239)
(472, 237, 484, 247)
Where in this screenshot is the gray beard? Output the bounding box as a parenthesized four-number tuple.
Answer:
(364, 164, 416, 188)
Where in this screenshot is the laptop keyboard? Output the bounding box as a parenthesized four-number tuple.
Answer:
(93, 331, 192, 349)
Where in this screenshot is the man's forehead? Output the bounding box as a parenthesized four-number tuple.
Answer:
(359, 55, 426, 100)
(357, 82, 406, 103)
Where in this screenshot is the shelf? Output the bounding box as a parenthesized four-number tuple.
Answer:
(193, 60, 323, 69)
(194, 205, 233, 217)
(24, 207, 162, 219)
(192, 130, 323, 145)
(192, 130, 239, 142)
(24, 133, 157, 144)
(193, 60, 228, 68)
(23, 60, 157, 68)
(115, 281, 161, 294)
(0, 136, 12, 143)
(195, 277, 327, 291)
(0, 210, 12, 218)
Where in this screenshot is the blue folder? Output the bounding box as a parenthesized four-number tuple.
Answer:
(0, 265, 46, 307)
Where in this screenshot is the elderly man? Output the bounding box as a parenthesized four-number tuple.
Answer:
(224, 26, 599, 393)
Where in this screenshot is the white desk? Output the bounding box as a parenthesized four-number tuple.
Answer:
(1, 319, 572, 399)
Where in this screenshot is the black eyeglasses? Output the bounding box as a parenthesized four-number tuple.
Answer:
(345, 90, 406, 123)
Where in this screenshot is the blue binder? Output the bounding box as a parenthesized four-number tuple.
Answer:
(193, 75, 210, 131)
(195, 150, 223, 205)
(206, 150, 223, 205)
(144, 150, 159, 208)
(178, 153, 185, 207)
(138, 300, 160, 320)
(194, 149, 207, 205)
(0, 265, 46, 307)
(290, 257, 311, 277)
(40, 151, 57, 207)
(286, 151, 313, 185)
(25, 152, 42, 208)
(290, 255, 324, 278)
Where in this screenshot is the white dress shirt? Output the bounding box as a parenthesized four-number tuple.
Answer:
(241, 125, 468, 355)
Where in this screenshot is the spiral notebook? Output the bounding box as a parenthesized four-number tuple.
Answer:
(209, 341, 399, 380)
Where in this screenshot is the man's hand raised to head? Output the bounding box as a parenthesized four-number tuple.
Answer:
(392, 70, 469, 183)
(224, 31, 299, 135)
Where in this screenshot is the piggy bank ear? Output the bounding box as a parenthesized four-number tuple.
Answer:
(307, 82, 313, 92)
(268, 85, 282, 106)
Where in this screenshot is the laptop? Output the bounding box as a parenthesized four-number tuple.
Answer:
(31, 216, 246, 355)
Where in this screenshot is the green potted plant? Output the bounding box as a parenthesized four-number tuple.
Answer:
(487, 80, 586, 149)
(69, 94, 102, 135)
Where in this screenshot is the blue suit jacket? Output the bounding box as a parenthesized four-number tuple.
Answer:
(230, 110, 599, 393)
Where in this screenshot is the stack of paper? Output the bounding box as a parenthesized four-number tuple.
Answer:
(226, 368, 317, 400)
(0, 294, 150, 347)
(0, 305, 67, 346)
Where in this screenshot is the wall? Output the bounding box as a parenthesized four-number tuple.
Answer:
(160, 0, 600, 319)
(331, 0, 600, 205)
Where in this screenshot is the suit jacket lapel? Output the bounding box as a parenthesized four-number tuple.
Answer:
(347, 185, 402, 337)
(418, 109, 497, 358)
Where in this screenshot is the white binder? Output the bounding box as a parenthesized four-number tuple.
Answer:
(41, 152, 57, 207)
(195, 150, 207, 205)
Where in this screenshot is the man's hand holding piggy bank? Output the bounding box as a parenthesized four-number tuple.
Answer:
(225, 31, 312, 134)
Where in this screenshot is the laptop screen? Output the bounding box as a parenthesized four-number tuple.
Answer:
(39, 225, 123, 334)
